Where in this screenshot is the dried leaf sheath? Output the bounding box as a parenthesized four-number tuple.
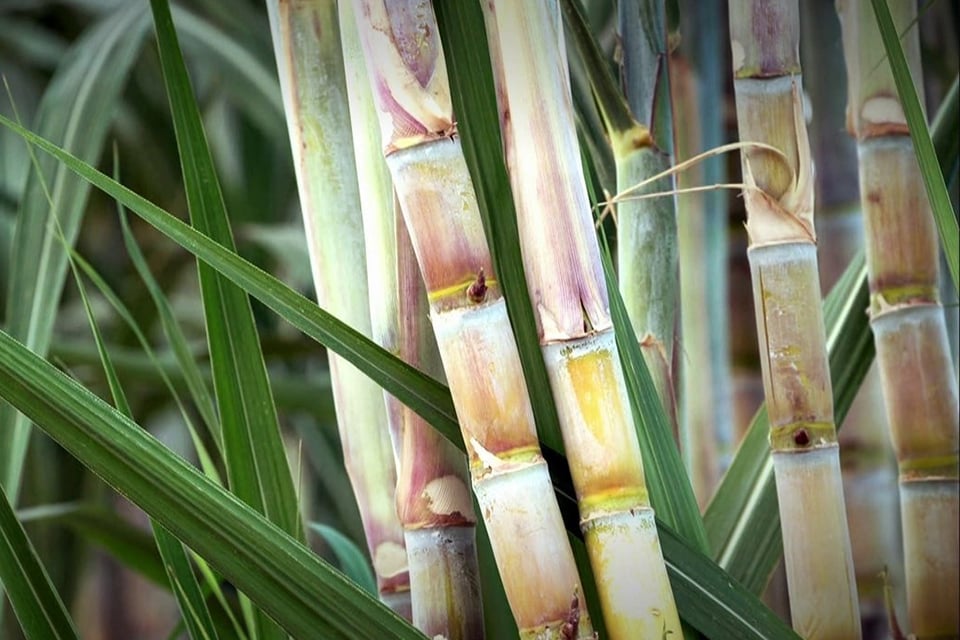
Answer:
(266, 0, 409, 614)
(839, 2, 960, 635)
(730, 1, 860, 637)
(349, 1, 593, 636)
(484, 2, 680, 638)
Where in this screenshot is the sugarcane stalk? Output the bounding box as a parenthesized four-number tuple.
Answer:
(838, 2, 960, 637)
(266, 0, 410, 616)
(614, 0, 681, 442)
(347, 1, 593, 636)
(338, 8, 484, 634)
(801, 3, 904, 634)
(729, 1, 861, 637)
(484, 2, 680, 638)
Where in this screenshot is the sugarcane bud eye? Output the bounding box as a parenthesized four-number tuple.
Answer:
(467, 269, 487, 303)
(560, 588, 581, 639)
(793, 428, 810, 447)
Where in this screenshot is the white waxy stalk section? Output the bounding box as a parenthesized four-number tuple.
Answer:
(266, 0, 410, 616)
(730, 2, 861, 636)
(772, 449, 859, 635)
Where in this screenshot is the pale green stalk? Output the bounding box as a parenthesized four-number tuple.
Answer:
(349, 1, 593, 636)
(266, 0, 410, 616)
(601, 0, 680, 442)
(339, 7, 483, 636)
(485, 2, 680, 637)
(615, 0, 681, 441)
(838, 2, 960, 636)
(729, 1, 861, 636)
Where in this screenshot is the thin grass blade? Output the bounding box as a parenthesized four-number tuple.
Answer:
(119, 210, 221, 452)
(0, 110, 460, 450)
(0, 328, 425, 640)
(0, 1, 147, 503)
(0, 492, 78, 640)
(66, 240, 220, 640)
(148, 0, 300, 552)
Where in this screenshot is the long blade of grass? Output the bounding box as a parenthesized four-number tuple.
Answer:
(0, 328, 424, 640)
(119, 210, 221, 450)
(148, 3, 304, 633)
(148, 0, 299, 544)
(599, 178, 709, 554)
(658, 521, 800, 640)
(0, 490, 78, 640)
(0, 1, 147, 504)
(48, 338, 334, 422)
(871, 0, 958, 291)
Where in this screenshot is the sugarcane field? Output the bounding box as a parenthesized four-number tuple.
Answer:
(0, 0, 957, 639)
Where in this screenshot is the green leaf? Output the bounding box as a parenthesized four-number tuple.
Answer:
(0, 0, 147, 504)
(600, 241, 708, 552)
(704, 252, 872, 593)
(659, 521, 800, 640)
(0, 493, 78, 640)
(308, 523, 376, 597)
(148, 0, 300, 553)
(65, 232, 220, 640)
(119, 209, 221, 453)
(0, 328, 424, 640)
(871, 0, 958, 292)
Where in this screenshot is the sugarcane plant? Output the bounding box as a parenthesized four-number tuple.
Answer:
(339, 3, 484, 635)
(483, 2, 681, 637)
(838, 1, 960, 637)
(728, 0, 862, 637)
(267, 0, 412, 616)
